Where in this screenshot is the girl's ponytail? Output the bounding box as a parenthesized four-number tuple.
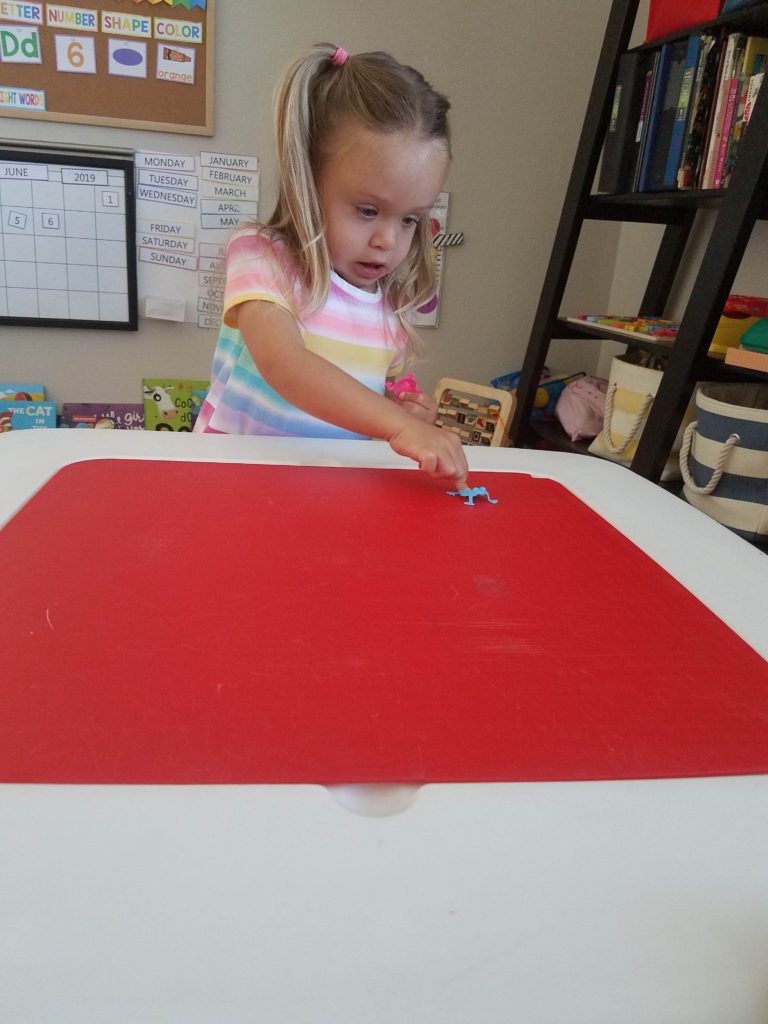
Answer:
(269, 43, 337, 309)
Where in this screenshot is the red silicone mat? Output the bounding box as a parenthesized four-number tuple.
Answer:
(2, 459, 767, 784)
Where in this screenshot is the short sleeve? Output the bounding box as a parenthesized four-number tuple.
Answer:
(222, 229, 298, 329)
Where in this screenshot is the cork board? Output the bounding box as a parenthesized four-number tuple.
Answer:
(0, 0, 214, 134)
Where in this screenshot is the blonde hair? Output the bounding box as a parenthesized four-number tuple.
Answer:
(265, 42, 451, 351)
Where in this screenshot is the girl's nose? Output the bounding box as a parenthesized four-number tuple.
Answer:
(370, 224, 395, 251)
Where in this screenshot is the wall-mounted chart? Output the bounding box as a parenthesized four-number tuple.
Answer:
(0, 0, 213, 134)
(0, 146, 138, 329)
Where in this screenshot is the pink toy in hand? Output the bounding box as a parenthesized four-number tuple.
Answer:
(386, 373, 423, 399)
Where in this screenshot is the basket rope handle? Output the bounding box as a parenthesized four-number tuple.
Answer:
(601, 383, 654, 455)
(679, 421, 740, 495)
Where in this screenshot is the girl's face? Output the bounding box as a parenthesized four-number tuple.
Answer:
(316, 126, 449, 292)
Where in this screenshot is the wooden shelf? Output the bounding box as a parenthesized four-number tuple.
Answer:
(587, 189, 768, 220)
(508, 0, 768, 484)
(553, 319, 768, 380)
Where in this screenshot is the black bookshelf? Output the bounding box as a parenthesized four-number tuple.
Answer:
(507, 0, 768, 482)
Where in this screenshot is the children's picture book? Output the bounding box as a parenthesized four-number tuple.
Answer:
(662, 33, 702, 188)
(678, 32, 722, 188)
(702, 32, 747, 189)
(722, 37, 768, 187)
(743, 69, 765, 125)
(713, 35, 748, 188)
(631, 50, 661, 191)
(142, 378, 209, 431)
(644, 37, 691, 192)
(0, 401, 57, 431)
(59, 403, 146, 430)
(637, 43, 672, 191)
(0, 383, 45, 401)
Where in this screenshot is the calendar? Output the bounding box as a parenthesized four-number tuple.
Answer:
(0, 148, 137, 329)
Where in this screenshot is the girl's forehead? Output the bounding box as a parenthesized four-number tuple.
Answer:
(321, 126, 448, 199)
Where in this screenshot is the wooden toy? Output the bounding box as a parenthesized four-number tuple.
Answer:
(433, 377, 515, 446)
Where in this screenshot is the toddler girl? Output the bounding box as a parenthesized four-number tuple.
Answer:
(195, 42, 468, 486)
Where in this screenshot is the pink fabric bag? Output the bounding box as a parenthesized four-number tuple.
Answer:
(555, 375, 608, 441)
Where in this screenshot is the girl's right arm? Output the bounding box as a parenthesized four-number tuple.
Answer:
(237, 299, 468, 486)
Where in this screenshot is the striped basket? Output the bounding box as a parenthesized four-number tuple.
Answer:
(680, 383, 768, 543)
(588, 355, 693, 480)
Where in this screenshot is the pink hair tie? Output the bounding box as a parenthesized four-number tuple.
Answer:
(331, 46, 348, 67)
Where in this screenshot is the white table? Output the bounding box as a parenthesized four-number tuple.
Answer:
(2, 431, 767, 1024)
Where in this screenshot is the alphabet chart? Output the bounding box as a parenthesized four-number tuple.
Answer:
(0, 148, 137, 328)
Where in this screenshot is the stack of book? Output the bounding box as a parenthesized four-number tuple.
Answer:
(599, 19, 768, 194)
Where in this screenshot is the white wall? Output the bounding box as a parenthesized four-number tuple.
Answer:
(0, 0, 619, 405)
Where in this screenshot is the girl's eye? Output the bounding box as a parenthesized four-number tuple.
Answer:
(403, 216, 419, 228)
(358, 207, 377, 219)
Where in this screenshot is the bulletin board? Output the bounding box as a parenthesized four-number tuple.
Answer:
(0, 0, 214, 135)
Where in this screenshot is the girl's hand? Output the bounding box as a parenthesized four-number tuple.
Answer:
(388, 419, 468, 488)
(398, 390, 439, 424)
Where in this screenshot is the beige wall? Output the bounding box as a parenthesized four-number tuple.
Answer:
(0, 0, 620, 404)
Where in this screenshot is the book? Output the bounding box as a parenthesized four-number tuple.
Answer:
(598, 51, 651, 194)
(0, 383, 45, 401)
(663, 34, 703, 188)
(722, 37, 768, 186)
(142, 378, 209, 431)
(644, 37, 692, 191)
(0, 401, 57, 431)
(678, 33, 722, 188)
(697, 35, 728, 186)
(632, 50, 661, 191)
(701, 33, 746, 189)
(744, 69, 765, 124)
(59, 403, 145, 430)
(637, 44, 673, 191)
(713, 34, 747, 188)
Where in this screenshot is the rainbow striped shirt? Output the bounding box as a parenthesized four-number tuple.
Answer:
(195, 229, 406, 438)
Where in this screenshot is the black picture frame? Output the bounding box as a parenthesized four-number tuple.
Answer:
(0, 146, 138, 331)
